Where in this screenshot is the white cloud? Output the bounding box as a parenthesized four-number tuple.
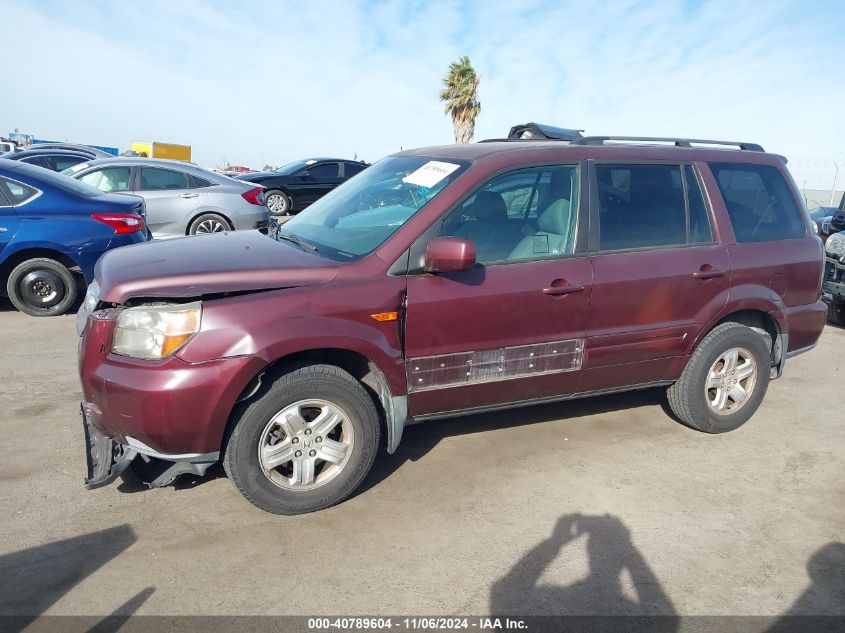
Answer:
(0, 0, 842, 183)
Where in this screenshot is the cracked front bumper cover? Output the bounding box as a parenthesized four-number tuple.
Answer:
(82, 405, 136, 490)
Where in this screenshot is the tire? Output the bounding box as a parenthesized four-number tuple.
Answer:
(826, 302, 845, 326)
(6, 258, 78, 317)
(265, 190, 292, 215)
(667, 322, 771, 433)
(223, 364, 380, 514)
(188, 213, 232, 235)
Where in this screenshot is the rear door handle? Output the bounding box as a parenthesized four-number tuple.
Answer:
(180, 193, 200, 199)
(693, 265, 726, 280)
(542, 279, 585, 296)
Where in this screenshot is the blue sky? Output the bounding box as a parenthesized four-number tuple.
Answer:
(1, 0, 843, 187)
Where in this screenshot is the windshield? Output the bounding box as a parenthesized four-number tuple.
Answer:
(279, 155, 469, 261)
(13, 161, 106, 197)
(274, 159, 314, 175)
(808, 207, 833, 221)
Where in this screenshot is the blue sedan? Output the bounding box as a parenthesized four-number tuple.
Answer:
(0, 158, 149, 316)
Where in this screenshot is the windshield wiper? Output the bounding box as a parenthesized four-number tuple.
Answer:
(276, 231, 319, 255)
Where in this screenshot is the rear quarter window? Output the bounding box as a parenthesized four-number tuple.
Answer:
(709, 162, 804, 242)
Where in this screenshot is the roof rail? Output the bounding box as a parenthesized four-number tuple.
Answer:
(571, 136, 764, 152)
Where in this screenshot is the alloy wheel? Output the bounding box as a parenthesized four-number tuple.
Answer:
(258, 399, 354, 491)
(195, 219, 226, 234)
(705, 347, 757, 415)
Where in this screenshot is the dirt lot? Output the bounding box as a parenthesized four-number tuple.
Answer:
(0, 301, 842, 618)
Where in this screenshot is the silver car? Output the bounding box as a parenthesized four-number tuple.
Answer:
(62, 158, 270, 238)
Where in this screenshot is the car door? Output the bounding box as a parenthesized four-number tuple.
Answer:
(134, 166, 199, 238)
(0, 178, 24, 256)
(580, 162, 730, 392)
(404, 163, 593, 418)
(297, 162, 341, 206)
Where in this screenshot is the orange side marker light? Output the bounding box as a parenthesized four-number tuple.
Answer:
(370, 311, 398, 322)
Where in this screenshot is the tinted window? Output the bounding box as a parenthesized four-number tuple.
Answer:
(685, 165, 714, 244)
(441, 165, 579, 264)
(53, 156, 87, 172)
(710, 163, 804, 242)
(596, 164, 686, 250)
(344, 163, 367, 177)
(22, 156, 50, 169)
(139, 167, 190, 191)
(79, 167, 132, 192)
(307, 163, 339, 178)
(0, 177, 39, 205)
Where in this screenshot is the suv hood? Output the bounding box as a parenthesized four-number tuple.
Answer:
(96, 230, 338, 303)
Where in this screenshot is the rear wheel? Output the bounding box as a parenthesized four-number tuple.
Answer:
(188, 213, 231, 235)
(265, 190, 291, 215)
(667, 322, 771, 433)
(6, 258, 78, 316)
(223, 364, 380, 514)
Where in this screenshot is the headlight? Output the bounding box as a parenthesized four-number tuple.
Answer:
(112, 302, 202, 360)
(826, 232, 845, 260)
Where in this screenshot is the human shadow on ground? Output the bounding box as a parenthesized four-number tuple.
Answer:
(359, 388, 667, 496)
(490, 513, 678, 629)
(0, 524, 153, 632)
(765, 542, 845, 632)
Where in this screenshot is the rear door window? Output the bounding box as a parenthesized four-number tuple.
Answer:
(595, 164, 687, 250)
(79, 166, 132, 192)
(53, 156, 87, 172)
(307, 163, 340, 179)
(709, 163, 804, 242)
(139, 167, 191, 190)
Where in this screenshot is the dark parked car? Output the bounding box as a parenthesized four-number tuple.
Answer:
(1, 148, 93, 172)
(0, 158, 147, 316)
(236, 158, 369, 215)
(78, 135, 825, 514)
(808, 206, 837, 242)
(25, 143, 114, 159)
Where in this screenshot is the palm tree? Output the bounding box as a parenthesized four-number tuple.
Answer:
(439, 56, 481, 144)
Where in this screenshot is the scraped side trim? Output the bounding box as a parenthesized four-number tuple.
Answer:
(407, 338, 583, 392)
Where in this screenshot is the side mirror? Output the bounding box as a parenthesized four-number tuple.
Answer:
(424, 237, 476, 273)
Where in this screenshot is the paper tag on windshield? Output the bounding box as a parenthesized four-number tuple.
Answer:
(402, 161, 460, 188)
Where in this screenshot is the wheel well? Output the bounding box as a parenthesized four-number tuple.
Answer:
(223, 349, 388, 453)
(185, 210, 234, 234)
(713, 309, 782, 366)
(0, 248, 80, 292)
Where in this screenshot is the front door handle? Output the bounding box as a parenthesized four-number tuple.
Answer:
(180, 193, 200, 199)
(693, 265, 726, 280)
(542, 279, 585, 296)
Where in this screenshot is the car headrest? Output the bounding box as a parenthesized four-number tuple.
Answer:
(471, 191, 508, 223)
(538, 198, 571, 234)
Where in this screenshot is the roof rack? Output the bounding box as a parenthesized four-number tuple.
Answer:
(571, 136, 764, 152)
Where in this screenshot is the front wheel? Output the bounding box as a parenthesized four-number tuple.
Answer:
(223, 364, 380, 514)
(6, 258, 78, 316)
(667, 322, 771, 433)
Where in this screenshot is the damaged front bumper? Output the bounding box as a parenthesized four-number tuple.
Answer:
(81, 402, 218, 490)
(82, 404, 136, 490)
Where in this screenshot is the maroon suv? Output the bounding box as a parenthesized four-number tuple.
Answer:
(78, 136, 826, 514)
